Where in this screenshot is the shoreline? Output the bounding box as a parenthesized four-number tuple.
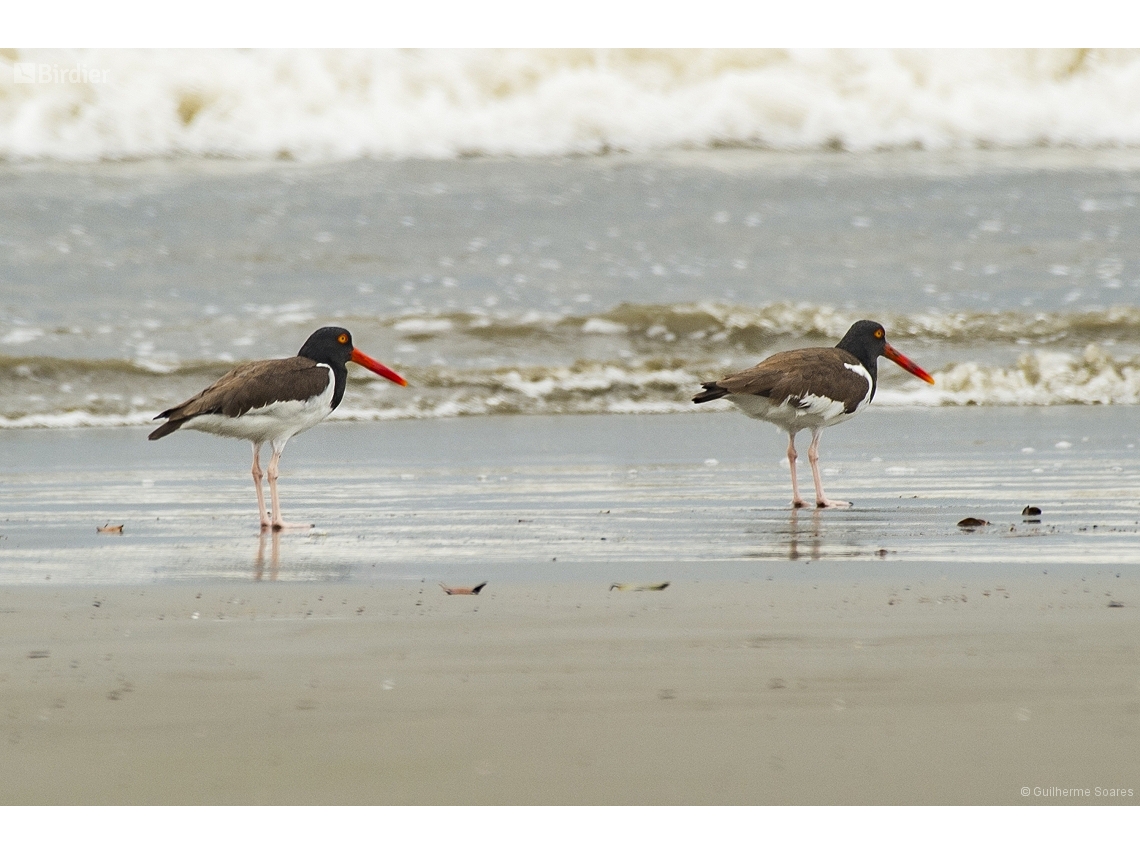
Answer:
(4, 408, 1140, 580)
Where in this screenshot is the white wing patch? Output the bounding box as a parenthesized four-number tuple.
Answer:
(793, 393, 849, 421)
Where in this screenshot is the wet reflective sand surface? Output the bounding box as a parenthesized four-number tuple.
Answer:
(2, 408, 1139, 580)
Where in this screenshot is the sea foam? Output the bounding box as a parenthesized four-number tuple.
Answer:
(7, 349, 1140, 431)
(3, 49, 1140, 161)
(6, 305, 1140, 428)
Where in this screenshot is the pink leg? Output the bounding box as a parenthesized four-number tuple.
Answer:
(251, 443, 272, 529)
(807, 429, 850, 509)
(266, 443, 312, 530)
(787, 432, 808, 508)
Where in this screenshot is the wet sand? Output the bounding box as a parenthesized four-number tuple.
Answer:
(1, 409, 1139, 804)
(2, 408, 1140, 580)
(1, 563, 1137, 805)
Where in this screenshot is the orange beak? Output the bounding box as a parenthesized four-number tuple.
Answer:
(351, 348, 408, 386)
(883, 342, 935, 385)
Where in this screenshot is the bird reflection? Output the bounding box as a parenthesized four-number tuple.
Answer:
(787, 508, 822, 561)
(253, 528, 281, 580)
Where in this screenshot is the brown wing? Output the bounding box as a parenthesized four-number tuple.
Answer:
(149, 356, 331, 439)
(695, 348, 869, 413)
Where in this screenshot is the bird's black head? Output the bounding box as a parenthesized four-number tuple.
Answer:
(835, 320, 888, 368)
(298, 326, 356, 366)
(297, 326, 407, 410)
(836, 320, 934, 386)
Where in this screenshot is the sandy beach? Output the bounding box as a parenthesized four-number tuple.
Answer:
(1, 563, 1136, 805)
(2, 410, 1138, 805)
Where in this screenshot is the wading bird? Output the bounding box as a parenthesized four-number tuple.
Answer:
(693, 320, 934, 508)
(149, 326, 407, 529)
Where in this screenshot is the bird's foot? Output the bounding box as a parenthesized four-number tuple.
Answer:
(815, 499, 851, 509)
(791, 499, 812, 509)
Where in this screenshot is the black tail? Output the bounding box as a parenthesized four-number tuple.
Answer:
(148, 418, 187, 440)
(692, 382, 729, 404)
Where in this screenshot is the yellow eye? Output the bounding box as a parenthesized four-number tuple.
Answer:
(874, 329, 883, 338)
(337, 333, 348, 344)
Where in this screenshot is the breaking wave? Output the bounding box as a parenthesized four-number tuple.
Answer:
(370, 302, 1140, 349)
(6, 338, 1140, 429)
(4, 49, 1140, 161)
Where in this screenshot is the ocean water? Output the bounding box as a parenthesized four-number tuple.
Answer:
(2, 148, 1140, 427)
(2, 49, 1140, 431)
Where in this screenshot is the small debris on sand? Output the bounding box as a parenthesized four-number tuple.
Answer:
(1021, 506, 1042, 517)
(440, 582, 487, 596)
(957, 518, 989, 529)
(609, 582, 670, 592)
(96, 524, 124, 534)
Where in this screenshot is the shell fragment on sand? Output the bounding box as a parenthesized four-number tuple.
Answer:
(96, 524, 124, 534)
(440, 582, 487, 596)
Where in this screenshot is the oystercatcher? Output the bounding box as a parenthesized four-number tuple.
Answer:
(149, 326, 407, 529)
(693, 320, 934, 508)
